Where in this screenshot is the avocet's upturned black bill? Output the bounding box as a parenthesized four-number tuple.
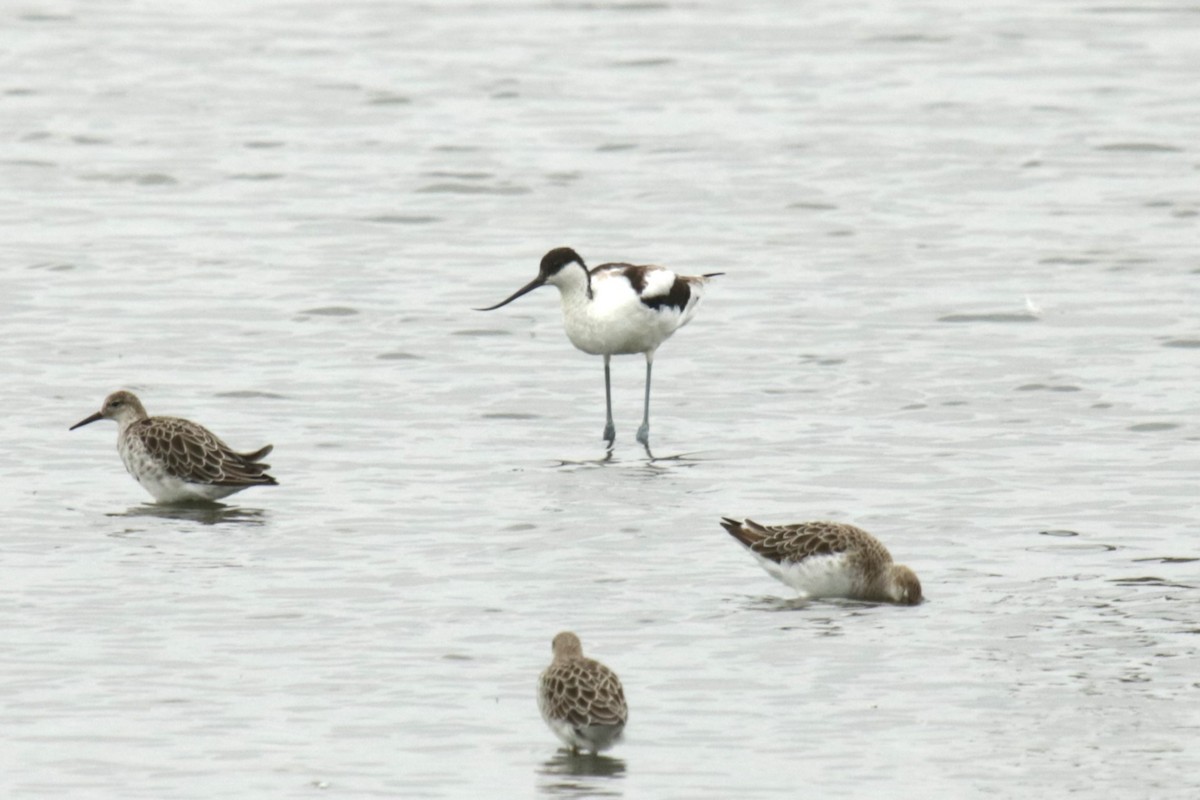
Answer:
(477, 247, 722, 446)
(474, 274, 546, 311)
(474, 247, 586, 311)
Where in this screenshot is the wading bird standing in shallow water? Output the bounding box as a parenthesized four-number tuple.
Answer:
(720, 518, 923, 605)
(477, 247, 722, 446)
(538, 632, 628, 755)
(70, 390, 277, 504)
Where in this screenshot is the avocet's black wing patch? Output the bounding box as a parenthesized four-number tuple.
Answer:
(639, 275, 692, 312)
(593, 264, 691, 313)
(592, 262, 722, 313)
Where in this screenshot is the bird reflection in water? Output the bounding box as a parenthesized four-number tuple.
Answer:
(552, 444, 703, 471)
(537, 750, 626, 798)
(107, 502, 269, 527)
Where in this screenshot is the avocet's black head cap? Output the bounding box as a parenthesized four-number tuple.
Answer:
(475, 247, 587, 311)
(539, 246, 585, 277)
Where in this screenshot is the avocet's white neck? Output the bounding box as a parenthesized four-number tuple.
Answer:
(545, 262, 592, 303)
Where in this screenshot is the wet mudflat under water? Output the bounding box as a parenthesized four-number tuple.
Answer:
(2, 1, 1198, 797)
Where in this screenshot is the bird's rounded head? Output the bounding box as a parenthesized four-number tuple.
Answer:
(551, 631, 584, 659)
(539, 247, 585, 278)
(887, 565, 923, 605)
(70, 390, 149, 431)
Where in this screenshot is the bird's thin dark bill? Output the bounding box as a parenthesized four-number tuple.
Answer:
(474, 276, 545, 311)
(69, 412, 103, 431)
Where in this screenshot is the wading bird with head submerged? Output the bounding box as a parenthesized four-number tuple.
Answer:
(720, 518, 923, 605)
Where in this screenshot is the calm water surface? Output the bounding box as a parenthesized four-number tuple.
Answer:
(2, 1, 1198, 797)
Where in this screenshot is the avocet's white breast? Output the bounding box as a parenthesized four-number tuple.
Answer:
(556, 266, 704, 356)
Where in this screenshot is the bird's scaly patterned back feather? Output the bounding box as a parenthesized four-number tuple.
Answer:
(129, 417, 277, 487)
(720, 518, 893, 567)
(540, 657, 628, 729)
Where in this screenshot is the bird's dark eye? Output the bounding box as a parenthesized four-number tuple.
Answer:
(110, 400, 123, 408)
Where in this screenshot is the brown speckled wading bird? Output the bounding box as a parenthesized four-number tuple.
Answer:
(721, 518, 922, 605)
(538, 632, 628, 754)
(70, 390, 277, 504)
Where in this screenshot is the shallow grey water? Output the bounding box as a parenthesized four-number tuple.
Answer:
(3, 0, 1199, 797)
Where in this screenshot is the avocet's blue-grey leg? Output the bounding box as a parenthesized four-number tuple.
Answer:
(603, 355, 616, 443)
(636, 352, 654, 446)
